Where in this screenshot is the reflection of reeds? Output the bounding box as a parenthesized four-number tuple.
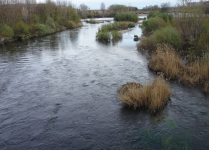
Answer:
(118, 77, 171, 113)
(149, 44, 209, 92)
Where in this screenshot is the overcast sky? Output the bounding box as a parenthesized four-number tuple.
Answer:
(37, 0, 178, 9)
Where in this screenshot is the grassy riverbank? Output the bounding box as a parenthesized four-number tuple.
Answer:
(137, 2, 209, 92)
(0, 0, 82, 45)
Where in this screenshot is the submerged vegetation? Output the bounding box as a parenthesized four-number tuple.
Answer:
(118, 77, 171, 113)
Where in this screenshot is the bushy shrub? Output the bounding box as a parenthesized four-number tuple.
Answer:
(154, 26, 182, 50)
(128, 23, 135, 28)
(13, 21, 30, 35)
(0, 24, 14, 37)
(114, 13, 138, 23)
(141, 17, 166, 35)
(46, 25, 55, 34)
(96, 31, 111, 42)
(55, 21, 61, 29)
(111, 31, 122, 40)
(30, 24, 48, 35)
(195, 21, 209, 55)
(138, 27, 182, 51)
(37, 24, 48, 35)
(100, 22, 131, 32)
(60, 26, 66, 31)
(64, 21, 76, 29)
(45, 17, 56, 29)
(157, 13, 173, 22)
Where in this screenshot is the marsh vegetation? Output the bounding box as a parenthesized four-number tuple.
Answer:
(138, 0, 209, 92)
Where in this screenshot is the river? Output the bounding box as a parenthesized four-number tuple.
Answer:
(0, 19, 209, 150)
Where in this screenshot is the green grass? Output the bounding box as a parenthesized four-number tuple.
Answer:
(64, 21, 76, 29)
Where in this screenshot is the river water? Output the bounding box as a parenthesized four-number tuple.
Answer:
(0, 19, 209, 150)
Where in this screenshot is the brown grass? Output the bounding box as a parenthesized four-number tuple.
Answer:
(76, 23, 83, 27)
(118, 77, 171, 113)
(137, 35, 157, 53)
(148, 44, 209, 92)
(148, 44, 185, 79)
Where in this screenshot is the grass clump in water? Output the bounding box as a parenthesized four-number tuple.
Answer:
(111, 31, 122, 40)
(96, 31, 111, 42)
(118, 76, 172, 113)
(86, 19, 97, 24)
(128, 23, 135, 28)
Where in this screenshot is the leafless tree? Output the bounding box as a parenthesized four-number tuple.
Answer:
(100, 2, 105, 17)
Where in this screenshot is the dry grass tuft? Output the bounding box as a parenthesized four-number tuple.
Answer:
(76, 23, 83, 28)
(148, 44, 209, 92)
(148, 44, 185, 79)
(118, 77, 171, 113)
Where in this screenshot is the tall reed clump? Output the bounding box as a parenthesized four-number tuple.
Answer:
(114, 13, 138, 23)
(0, 24, 14, 37)
(118, 76, 171, 113)
(181, 60, 209, 92)
(149, 44, 209, 92)
(148, 44, 185, 79)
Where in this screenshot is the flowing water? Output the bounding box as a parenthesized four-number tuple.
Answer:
(0, 19, 209, 150)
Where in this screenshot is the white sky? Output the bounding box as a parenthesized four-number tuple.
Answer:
(37, 0, 178, 9)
